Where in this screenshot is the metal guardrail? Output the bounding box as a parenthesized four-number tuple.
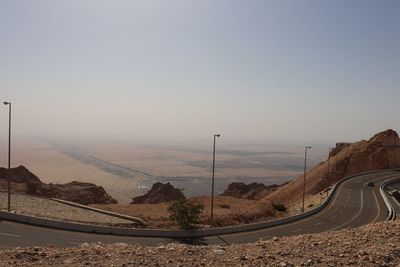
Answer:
(1, 169, 399, 238)
(380, 179, 398, 220)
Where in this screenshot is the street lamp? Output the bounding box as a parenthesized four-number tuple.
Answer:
(3, 102, 11, 212)
(210, 133, 220, 227)
(302, 146, 312, 213)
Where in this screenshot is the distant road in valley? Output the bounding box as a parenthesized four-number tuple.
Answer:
(0, 171, 398, 248)
(44, 140, 295, 196)
(45, 141, 156, 180)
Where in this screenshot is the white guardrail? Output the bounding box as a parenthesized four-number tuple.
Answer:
(0, 169, 399, 238)
(380, 179, 398, 220)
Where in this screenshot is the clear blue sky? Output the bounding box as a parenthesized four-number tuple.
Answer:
(1, 0, 399, 144)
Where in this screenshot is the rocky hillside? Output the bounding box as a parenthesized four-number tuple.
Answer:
(266, 129, 400, 205)
(0, 166, 117, 205)
(221, 182, 281, 200)
(131, 182, 186, 204)
(1, 220, 399, 266)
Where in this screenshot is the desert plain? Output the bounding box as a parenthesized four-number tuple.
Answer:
(0, 136, 327, 203)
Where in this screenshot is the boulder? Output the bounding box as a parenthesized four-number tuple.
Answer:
(131, 182, 185, 204)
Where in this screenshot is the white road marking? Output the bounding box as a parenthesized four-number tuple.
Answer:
(315, 222, 322, 226)
(331, 185, 365, 231)
(291, 228, 302, 233)
(372, 182, 382, 222)
(0, 232, 21, 237)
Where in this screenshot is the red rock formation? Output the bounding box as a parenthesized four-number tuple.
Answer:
(0, 166, 117, 205)
(266, 129, 400, 205)
(131, 182, 186, 204)
(221, 182, 280, 200)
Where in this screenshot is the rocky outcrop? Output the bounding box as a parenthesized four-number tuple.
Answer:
(131, 182, 185, 204)
(0, 166, 117, 205)
(43, 181, 117, 205)
(266, 129, 400, 205)
(221, 182, 280, 200)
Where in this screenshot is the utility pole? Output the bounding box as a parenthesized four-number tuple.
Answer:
(210, 134, 220, 227)
(302, 146, 312, 213)
(3, 102, 11, 212)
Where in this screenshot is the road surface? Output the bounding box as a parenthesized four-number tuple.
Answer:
(0, 171, 398, 249)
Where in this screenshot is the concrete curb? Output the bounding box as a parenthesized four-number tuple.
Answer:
(1, 169, 399, 238)
(51, 198, 146, 227)
(0, 190, 146, 226)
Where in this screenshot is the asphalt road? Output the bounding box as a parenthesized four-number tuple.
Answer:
(0, 171, 398, 249)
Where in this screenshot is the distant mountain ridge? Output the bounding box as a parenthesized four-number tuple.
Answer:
(0, 165, 117, 205)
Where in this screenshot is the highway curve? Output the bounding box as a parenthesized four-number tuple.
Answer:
(0, 171, 398, 248)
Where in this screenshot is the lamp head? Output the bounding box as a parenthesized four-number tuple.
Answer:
(3, 102, 10, 105)
(306, 146, 312, 149)
(215, 134, 221, 137)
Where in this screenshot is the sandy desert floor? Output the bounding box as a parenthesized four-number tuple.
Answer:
(0, 137, 327, 203)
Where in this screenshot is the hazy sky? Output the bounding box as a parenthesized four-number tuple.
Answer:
(1, 0, 400, 145)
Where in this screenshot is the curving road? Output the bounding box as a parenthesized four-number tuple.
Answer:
(0, 171, 398, 249)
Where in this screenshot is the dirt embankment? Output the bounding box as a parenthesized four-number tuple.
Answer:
(92, 195, 278, 229)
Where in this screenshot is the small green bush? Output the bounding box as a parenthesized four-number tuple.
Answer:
(168, 199, 204, 229)
(272, 203, 287, 212)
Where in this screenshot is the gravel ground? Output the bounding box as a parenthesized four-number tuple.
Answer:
(1, 220, 399, 266)
(0, 192, 136, 226)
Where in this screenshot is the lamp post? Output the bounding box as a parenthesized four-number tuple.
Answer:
(302, 146, 312, 213)
(3, 102, 11, 212)
(210, 133, 220, 227)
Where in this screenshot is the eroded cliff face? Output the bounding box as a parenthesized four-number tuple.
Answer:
(0, 166, 117, 205)
(266, 129, 400, 205)
(221, 182, 281, 200)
